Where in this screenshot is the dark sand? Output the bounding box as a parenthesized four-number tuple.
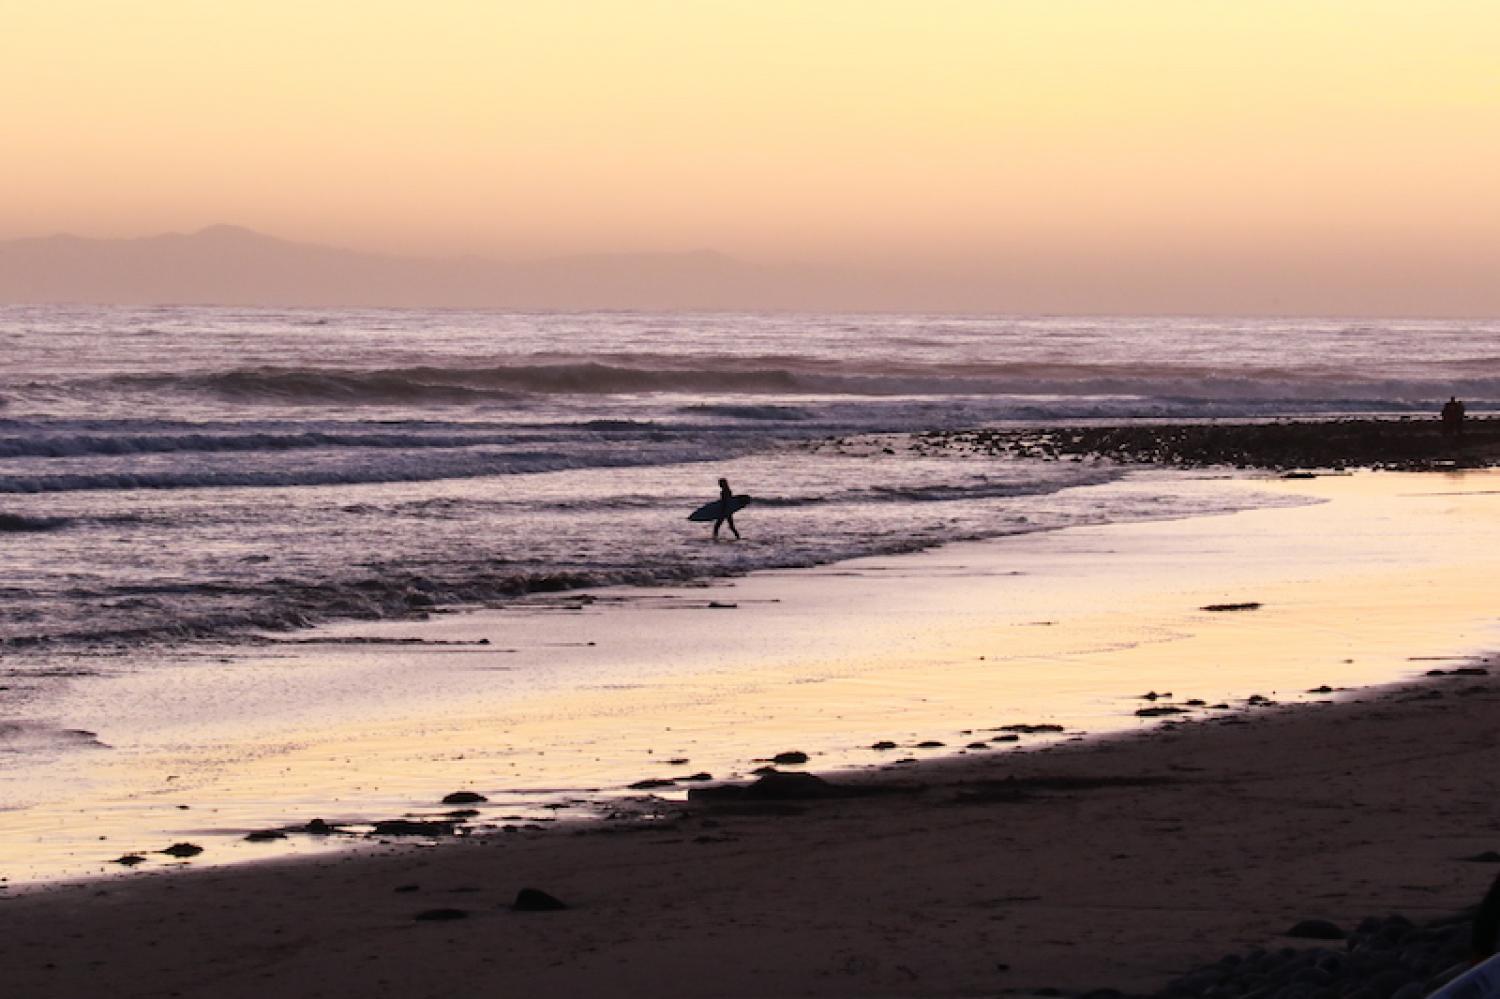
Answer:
(4, 664, 1498, 999)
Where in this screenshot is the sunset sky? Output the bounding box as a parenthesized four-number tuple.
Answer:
(5, 1, 1498, 312)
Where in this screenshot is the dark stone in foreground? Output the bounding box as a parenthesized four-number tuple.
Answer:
(512, 888, 568, 912)
(441, 791, 488, 805)
(112, 854, 146, 866)
(1286, 918, 1347, 940)
(1202, 602, 1263, 612)
(689, 771, 862, 803)
(371, 819, 455, 837)
(628, 778, 676, 790)
(1136, 706, 1187, 717)
(244, 830, 287, 842)
(413, 908, 468, 921)
(772, 750, 809, 765)
(159, 842, 203, 858)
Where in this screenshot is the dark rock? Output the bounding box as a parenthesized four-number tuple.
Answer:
(441, 791, 488, 805)
(1365, 968, 1417, 999)
(771, 751, 809, 765)
(1308, 685, 1335, 694)
(1201, 602, 1263, 612)
(1136, 706, 1187, 717)
(628, 778, 676, 790)
(1287, 920, 1347, 940)
(1451, 667, 1489, 676)
(244, 830, 287, 842)
(996, 723, 1065, 733)
(512, 888, 568, 912)
(967, 742, 990, 749)
(413, 908, 468, 921)
(676, 772, 714, 782)
(690, 770, 847, 803)
(371, 819, 454, 837)
(159, 843, 203, 858)
(915, 740, 946, 748)
(112, 854, 147, 866)
(1140, 691, 1172, 700)
(871, 740, 898, 750)
(446, 808, 480, 819)
(304, 818, 335, 835)
(991, 734, 1020, 742)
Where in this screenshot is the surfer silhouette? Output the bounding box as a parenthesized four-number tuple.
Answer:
(713, 477, 741, 541)
(1441, 396, 1467, 439)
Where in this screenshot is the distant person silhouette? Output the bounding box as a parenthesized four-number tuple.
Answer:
(713, 477, 741, 541)
(1441, 396, 1467, 439)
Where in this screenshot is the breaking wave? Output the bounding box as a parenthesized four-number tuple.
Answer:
(87, 360, 1500, 406)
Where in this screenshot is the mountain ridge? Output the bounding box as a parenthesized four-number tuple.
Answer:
(0, 225, 835, 310)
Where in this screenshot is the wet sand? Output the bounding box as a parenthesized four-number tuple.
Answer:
(3, 662, 1498, 998)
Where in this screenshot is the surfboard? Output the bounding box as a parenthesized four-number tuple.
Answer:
(688, 495, 751, 522)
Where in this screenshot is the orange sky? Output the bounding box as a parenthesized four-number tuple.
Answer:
(4, 1, 1498, 312)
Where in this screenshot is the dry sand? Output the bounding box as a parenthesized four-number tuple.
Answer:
(3, 663, 1498, 999)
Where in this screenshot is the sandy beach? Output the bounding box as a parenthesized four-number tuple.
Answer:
(3, 660, 1498, 998)
(3, 461, 1500, 998)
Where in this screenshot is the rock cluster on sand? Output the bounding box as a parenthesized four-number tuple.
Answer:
(912, 419, 1500, 471)
(1132, 913, 1475, 999)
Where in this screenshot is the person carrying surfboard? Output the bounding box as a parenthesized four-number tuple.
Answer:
(713, 477, 741, 541)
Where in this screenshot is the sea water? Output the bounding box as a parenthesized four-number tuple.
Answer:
(3, 307, 1495, 654)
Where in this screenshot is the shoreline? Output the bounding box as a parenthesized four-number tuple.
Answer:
(3, 660, 1498, 997)
(6, 467, 1500, 886)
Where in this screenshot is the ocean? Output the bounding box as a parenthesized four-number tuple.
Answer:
(2, 307, 1496, 656)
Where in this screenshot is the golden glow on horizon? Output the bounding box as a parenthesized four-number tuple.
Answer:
(4, 1, 1498, 297)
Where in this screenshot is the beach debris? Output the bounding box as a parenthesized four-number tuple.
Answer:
(915, 740, 946, 748)
(1247, 694, 1276, 706)
(413, 908, 469, 921)
(994, 723, 1065, 734)
(628, 778, 676, 790)
(159, 842, 203, 858)
(441, 791, 487, 805)
(1286, 918, 1347, 940)
(512, 888, 568, 912)
(1136, 706, 1187, 717)
(371, 819, 455, 837)
(665, 758, 690, 765)
(1308, 685, 1335, 694)
(771, 750, 809, 765)
(966, 742, 990, 750)
(870, 741, 898, 750)
(1185, 698, 1207, 706)
(1140, 691, 1173, 700)
(991, 734, 1020, 742)
(244, 830, 287, 842)
(112, 854, 147, 866)
(1201, 602, 1263, 612)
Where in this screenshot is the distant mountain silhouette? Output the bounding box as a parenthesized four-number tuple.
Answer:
(0, 225, 867, 310)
